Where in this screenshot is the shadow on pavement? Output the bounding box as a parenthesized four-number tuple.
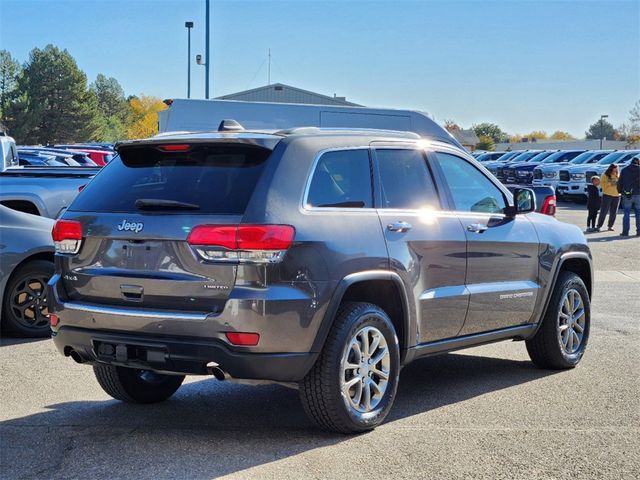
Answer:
(0, 353, 560, 478)
(586, 235, 638, 243)
(0, 336, 49, 347)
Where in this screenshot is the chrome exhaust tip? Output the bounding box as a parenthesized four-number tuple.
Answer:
(206, 361, 230, 381)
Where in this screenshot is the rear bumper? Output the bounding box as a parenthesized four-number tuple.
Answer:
(52, 326, 318, 381)
(48, 273, 333, 354)
(47, 272, 331, 380)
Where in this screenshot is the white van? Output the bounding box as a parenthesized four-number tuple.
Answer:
(158, 99, 462, 148)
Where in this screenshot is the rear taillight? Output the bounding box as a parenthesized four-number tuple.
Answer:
(236, 225, 295, 250)
(187, 225, 238, 249)
(225, 332, 260, 346)
(52, 219, 83, 254)
(78, 184, 86, 192)
(541, 195, 556, 216)
(187, 225, 295, 263)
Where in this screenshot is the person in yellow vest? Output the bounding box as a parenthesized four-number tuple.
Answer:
(596, 164, 621, 231)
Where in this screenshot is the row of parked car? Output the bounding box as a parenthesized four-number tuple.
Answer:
(16, 144, 114, 167)
(472, 148, 640, 201)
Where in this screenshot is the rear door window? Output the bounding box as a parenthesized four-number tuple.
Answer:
(69, 144, 272, 214)
(306, 149, 373, 208)
(374, 149, 440, 210)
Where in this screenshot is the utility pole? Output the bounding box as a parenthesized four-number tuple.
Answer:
(600, 114, 608, 149)
(268, 48, 271, 85)
(185, 21, 194, 98)
(205, 0, 210, 98)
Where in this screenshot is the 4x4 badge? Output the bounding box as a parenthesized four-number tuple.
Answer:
(117, 219, 144, 233)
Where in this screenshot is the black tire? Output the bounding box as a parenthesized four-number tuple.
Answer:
(526, 271, 590, 369)
(93, 365, 184, 403)
(2, 259, 54, 338)
(299, 302, 400, 434)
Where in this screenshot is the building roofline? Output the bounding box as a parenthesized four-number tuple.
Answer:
(216, 82, 362, 106)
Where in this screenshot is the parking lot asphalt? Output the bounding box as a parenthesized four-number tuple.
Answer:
(1, 202, 638, 480)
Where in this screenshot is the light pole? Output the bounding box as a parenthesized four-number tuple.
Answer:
(185, 21, 193, 99)
(600, 114, 608, 149)
(205, 0, 210, 99)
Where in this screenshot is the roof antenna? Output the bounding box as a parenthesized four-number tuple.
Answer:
(218, 119, 244, 132)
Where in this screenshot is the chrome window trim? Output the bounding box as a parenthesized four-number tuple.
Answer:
(300, 141, 508, 217)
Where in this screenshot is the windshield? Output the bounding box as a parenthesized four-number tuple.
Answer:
(613, 151, 640, 164)
(528, 151, 553, 162)
(510, 151, 541, 162)
(597, 152, 627, 165)
(570, 151, 606, 165)
(541, 151, 576, 163)
(477, 153, 500, 162)
(497, 151, 518, 162)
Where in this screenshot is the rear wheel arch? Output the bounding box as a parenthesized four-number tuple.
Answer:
(2, 253, 55, 337)
(2, 251, 55, 309)
(0, 200, 41, 216)
(312, 271, 413, 362)
(6, 251, 55, 284)
(3, 251, 55, 294)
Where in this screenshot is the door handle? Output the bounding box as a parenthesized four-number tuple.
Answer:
(467, 223, 488, 233)
(387, 221, 413, 233)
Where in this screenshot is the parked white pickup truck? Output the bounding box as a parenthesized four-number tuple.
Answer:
(0, 134, 99, 218)
(556, 150, 640, 200)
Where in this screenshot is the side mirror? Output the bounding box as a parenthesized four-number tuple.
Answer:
(506, 188, 536, 216)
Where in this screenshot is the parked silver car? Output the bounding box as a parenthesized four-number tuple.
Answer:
(0, 205, 54, 337)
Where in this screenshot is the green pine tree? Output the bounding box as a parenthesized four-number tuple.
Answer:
(7, 45, 100, 144)
(90, 73, 130, 141)
(0, 50, 22, 123)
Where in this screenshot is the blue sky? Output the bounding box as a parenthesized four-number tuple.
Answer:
(1, 0, 638, 137)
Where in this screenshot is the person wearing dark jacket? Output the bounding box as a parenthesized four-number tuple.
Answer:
(617, 156, 640, 236)
(586, 176, 601, 232)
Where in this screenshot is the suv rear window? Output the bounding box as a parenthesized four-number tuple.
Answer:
(69, 144, 271, 214)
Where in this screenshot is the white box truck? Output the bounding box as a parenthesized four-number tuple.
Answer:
(157, 99, 462, 148)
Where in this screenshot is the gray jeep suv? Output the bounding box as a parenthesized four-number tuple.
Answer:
(48, 125, 593, 433)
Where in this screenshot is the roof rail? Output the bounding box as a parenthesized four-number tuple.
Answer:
(274, 126, 421, 139)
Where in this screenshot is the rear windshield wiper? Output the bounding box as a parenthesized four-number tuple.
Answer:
(135, 198, 200, 210)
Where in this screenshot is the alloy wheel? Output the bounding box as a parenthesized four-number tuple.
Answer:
(557, 288, 586, 354)
(9, 275, 50, 329)
(340, 326, 391, 415)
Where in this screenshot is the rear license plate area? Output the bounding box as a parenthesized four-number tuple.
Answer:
(94, 340, 167, 364)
